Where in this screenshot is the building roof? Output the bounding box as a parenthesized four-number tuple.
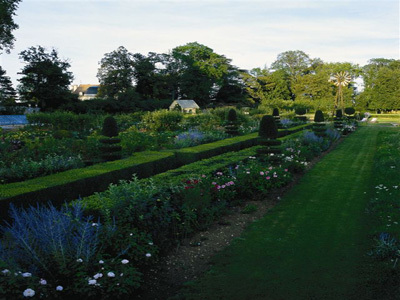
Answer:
(171, 100, 200, 109)
(0, 115, 28, 125)
(71, 84, 99, 95)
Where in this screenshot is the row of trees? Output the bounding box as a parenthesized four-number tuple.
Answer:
(1, 44, 399, 112)
(0, 0, 399, 112)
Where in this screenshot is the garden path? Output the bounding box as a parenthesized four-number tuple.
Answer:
(178, 126, 382, 300)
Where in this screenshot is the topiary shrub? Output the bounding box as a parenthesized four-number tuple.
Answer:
(295, 107, 307, 122)
(314, 110, 324, 123)
(313, 110, 326, 137)
(295, 107, 307, 116)
(272, 108, 283, 129)
(257, 115, 281, 161)
(334, 109, 344, 132)
(100, 116, 121, 161)
(102, 116, 119, 137)
(259, 115, 278, 139)
(344, 107, 355, 115)
(225, 109, 239, 136)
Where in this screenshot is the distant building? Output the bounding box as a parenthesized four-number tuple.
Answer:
(169, 100, 200, 114)
(71, 84, 100, 100)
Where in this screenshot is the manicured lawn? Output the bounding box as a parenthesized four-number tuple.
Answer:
(177, 126, 387, 300)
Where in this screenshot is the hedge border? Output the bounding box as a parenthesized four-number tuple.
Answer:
(0, 123, 312, 218)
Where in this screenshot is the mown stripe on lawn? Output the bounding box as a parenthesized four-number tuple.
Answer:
(179, 126, 381, 300)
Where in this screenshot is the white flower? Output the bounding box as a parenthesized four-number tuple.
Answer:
(56, 285, 63, 291)
(88, 279, 97, 285)
(146, 253, 152, 258)
(23, 288, 35, 297)
(76, 258, 83, 263)
(22, 272, 32, 277)
(107, 272, 115, 277)
(121, 259, 129, 264)
(39, 279, 47, 285)
(1, 269, 10, 275)
(120, 273, 124, 277)
(93, 273, 103, 279)
(99, 260, 104, 264)
(92, 223, 99, 226)
(148, 242, 154, 246)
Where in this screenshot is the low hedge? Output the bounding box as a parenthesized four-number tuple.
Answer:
(0, 151, 176, 221)
(81, 130, 306, 215)
(0, 124, 311, 219)
(174, 124, 312, 165)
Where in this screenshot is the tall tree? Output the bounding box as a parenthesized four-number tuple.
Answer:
(171, 42, 237, 105)
(0, 66, 16, 105)
(18, 46, 74, 110)
(359, 59, 400, 110)
(0, 0, 21, 53)
(97, 46, 135, 99)
(242, 68, 291, 108)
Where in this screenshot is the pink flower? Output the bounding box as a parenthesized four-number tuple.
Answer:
(221, 185, 226, 188)
(269, 167, 273, 170)
(284, 169, 288, 172)
(212, 182, 217, 185)
(229, 181, 234, 185)
(266, 176, 271, 180)
(260, 171, 264, 175)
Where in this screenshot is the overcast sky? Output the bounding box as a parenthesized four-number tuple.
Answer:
(1, 0, 399, 87)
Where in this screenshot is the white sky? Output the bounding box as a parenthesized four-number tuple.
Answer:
(1, 0, 399, 88)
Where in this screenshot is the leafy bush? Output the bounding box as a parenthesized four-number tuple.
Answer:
(295, 107, 307, 115)
(142, 110, 183, 132)
(0, 154, 84, 184)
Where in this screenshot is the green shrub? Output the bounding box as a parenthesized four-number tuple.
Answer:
(344, 107, 355, 115)
(314, 110, 324, 123)
(295, 107, 307, 115)
(225, 109, 239, 136)
(259, 115, 278, 139)
(102, 116, 119, 138)
(142, 110, 183, 132)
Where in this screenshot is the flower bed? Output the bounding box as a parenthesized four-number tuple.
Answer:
(0, 126, 342, 299)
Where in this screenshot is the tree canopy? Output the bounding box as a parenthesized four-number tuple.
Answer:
(0, 0, 21, 53)
(18, 46, 75, 110)
(0, 65, 16, 105)
(97, 46, 136, 99)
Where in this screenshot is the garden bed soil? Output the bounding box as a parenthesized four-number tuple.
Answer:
(136, 137, 344, 300)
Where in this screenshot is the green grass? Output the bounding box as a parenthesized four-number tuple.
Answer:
(370, 113, 400, 124)
(177, 126, 389, 300)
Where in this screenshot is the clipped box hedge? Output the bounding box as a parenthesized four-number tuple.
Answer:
(174, 124, 312, 165)
(0, 151, 176, 220)
(0, 123, 312, 219)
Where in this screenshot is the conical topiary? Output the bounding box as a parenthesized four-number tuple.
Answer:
(100, 116, 122, 161)
(102, 116, 119, 137)
(272, 108, 283, 129)
(259, 115, 278, 139)
(314, 110, 324, 123)
(257, 115, 281, 161)
(334, 109, 344, 133)
(225, 109, 239, 135)
(313, 110, 326, 137)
